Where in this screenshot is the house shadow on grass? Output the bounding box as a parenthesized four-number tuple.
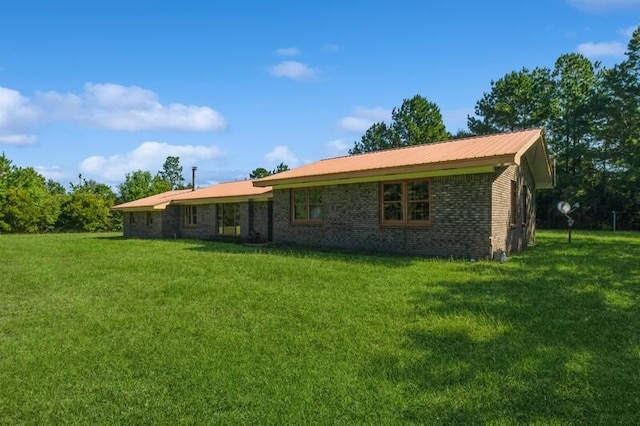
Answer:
(167, 237, 420, 268)
(367, 232, 640, 424)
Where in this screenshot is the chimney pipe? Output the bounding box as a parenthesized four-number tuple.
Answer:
(191, 166, 197, 191)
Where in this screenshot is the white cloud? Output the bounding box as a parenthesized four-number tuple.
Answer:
(0, 86, 41, 145)
(276, 47, 301, 56)
(569, 0, 640, 12)
(34, 165, 68, 182)
(337, 106, 392, 133)
(38, 83, 227, 131)
(0, 134, 37, 145)
(269, 61, 318, 80)
(265, 145, 299, 167)
(577, 41, 626, 57)
(79, 141, 225, 183)
(326, 139, 349, 157)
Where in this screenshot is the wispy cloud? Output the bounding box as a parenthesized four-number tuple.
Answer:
(275, 47, 301, 56)
(337, 106, 392, 133)
(79, 141, 225, 183)
(325, 139, 349, 157)
(34, 165, 69, 181)
(619, 25, 639, 37)
(568, 0, 640, 12)
(577, 41, 626, 57)
(265, 145, 299, 167)
(269, 61, 318, 81)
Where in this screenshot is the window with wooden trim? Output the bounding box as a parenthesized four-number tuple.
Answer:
(217, 203, 241, 236)
(146, 212, 153, 226)
(381, 179, 431, 225)
(292, 188, 322, 223)
(184, 205, 197, 226)
(522, 184, 528, 225)
(510, 180, 517, 227)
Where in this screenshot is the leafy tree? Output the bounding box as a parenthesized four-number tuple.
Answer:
(349, 95, 448, 154)
(250, 167, 271, 179)
(249, 163, 290, 179)
(159, 156, 185, 190)
(117, 170, 155, 203)
(58, 178, 119, 232)
(468, 67, 556, 135)
(1, 166, 59, 233)
(272, 163, 290, 174)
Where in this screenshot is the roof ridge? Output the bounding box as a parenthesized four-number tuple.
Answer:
(319, 128, 543, 162)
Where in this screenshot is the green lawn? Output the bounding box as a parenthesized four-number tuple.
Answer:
(1, 231, 639, 424)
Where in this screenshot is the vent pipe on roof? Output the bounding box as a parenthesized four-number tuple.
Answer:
(192, 166, 197, 191)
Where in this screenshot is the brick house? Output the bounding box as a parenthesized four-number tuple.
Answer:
(112, 180, 273, 241)
(253, 129, 552, 259)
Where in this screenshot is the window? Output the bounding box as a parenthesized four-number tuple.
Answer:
(217, 203, 241, 236)
(184, 205, 197, 226)
(510, 180, 517, 227)
(522, 184, 528, 225)
(381, 179, 431, 225)
(292, 188, 322, 223)
(146, 212, 153, 226)
(129, 212, 135, 225)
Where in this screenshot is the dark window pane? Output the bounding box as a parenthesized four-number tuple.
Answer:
(383, 202, 403, 221)
(309, 188, 322, 204)
(294, 203, 308, 220)
(294, 190, 306, 204)
(383, 183, 402, 202)
(408, 201, 429, 221)
(310, 205, 321, 219)
(408, 181, 429, 200)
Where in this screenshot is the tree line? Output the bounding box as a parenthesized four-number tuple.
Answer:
(350, 28, 640, 230)
(0, 155, 189, 233)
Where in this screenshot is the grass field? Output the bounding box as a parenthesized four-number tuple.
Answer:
(1, 231, 639, 424)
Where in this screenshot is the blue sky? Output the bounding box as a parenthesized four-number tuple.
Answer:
(1, 0, 638, 187)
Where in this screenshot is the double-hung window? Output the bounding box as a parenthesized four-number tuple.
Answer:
(292, 188, 322, 224)
(381, 179, 431, 225)
(184, 205, 197, 226)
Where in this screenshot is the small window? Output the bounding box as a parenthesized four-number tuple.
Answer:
(184, 205, 197, 226)
(129, 212, 135, 225)
(510, 180, 517, 227)
(381, 179, 431, 226)
(291, 188, 322, 224)
(146, 212, 153, 226)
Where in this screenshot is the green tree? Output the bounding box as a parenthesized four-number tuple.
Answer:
(159, 156, 185, 189)
(250, 167, 271, 179)
(58, 178, 119, 232)
(117, 170, 155, 203)
(1, 165, 59, 233)
(349, 95, 448, 154)
(272, 163, 290, 174)
(468, 67, 556, 135)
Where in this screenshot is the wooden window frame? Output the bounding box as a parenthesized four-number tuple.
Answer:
(380, 179, 431, 226)
(184, 205, 197, 227)
(291, 188, 322, 224)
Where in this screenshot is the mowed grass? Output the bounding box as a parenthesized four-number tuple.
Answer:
(1, 231, 639, 424)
